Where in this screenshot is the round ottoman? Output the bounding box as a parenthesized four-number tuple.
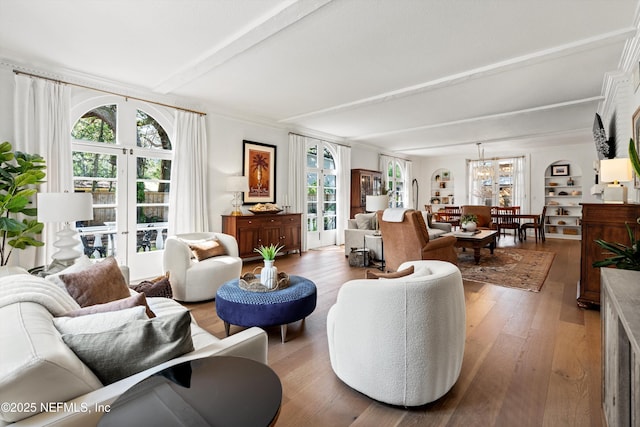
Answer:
(216, 275, 317, 343)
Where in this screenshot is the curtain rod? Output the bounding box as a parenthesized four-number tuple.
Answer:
(14, 70, 206, 116)
(288, 131, 351, 148)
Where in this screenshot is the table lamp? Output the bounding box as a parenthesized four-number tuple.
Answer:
(600, 158, 633, 204)
(226, 176, 248, 216)
(37, 192, 93, 268)
(366, 195, 389, 213)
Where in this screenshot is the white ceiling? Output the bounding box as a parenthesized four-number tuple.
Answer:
(1, 0, 638, 157)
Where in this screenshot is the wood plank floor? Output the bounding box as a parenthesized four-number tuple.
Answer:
(185, 235, 603, 427)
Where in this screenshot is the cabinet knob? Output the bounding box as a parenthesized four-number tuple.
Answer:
(248, 221, 252, 224)
(270, 219, 275, 222)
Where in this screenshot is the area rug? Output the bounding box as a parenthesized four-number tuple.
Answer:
(457, 248, 555, 292)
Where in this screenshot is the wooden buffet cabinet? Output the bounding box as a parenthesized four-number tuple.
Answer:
(222, 213, 302, 259)
(578, 203, 640, 308)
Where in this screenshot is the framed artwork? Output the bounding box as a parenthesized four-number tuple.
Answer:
(633, 106, 640, 188)
(551, 164, 570, 176)
(243, 140, 276, 203)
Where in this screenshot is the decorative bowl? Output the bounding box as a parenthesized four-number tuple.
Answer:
(249, 208, 283, 215)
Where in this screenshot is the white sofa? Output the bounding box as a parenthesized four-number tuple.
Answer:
(0, 272, 267, 427)
(163, 232, 243, 302)
(327, 260, 465, 406)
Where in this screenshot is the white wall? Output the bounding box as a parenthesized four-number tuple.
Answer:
(412, 141, 599, 214)
(0, 68, 15, 144)
(206, 113, 289, 230)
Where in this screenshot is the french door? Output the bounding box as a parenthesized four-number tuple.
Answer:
(71, 98, 172, 280)
(305, 141, 337, 249)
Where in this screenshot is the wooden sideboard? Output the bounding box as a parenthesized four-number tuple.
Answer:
(222, 213, 302, 259)
(578, 203, 640, 308)
(601, 268, 640, 427)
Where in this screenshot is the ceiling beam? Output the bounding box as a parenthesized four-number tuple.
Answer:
(279, 27, 635, 124)
(153, 0, 334, 94)
(349, 96, 603, 141)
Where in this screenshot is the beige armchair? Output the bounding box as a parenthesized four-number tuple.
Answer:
(163, 232, 242, 302)
(377, 209, 457, 271)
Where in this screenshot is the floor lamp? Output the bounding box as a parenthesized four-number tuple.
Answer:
(37, 192, 93, 272)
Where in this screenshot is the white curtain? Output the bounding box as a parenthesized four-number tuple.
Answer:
(404, 160, 413, 209)
(14, 74, 71, 268)
(288, 134, 307, 251)
(169, 111, 209, 234)
(336, 144, 351, 245)
(512, 156, 527, 210)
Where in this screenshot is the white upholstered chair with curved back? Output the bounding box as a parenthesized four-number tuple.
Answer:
(163, 232, 242, 302)
(327, 260, 466, 406)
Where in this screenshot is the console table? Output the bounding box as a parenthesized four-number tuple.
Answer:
(222, 213, 302, 259)
(601, 268, 640, 427)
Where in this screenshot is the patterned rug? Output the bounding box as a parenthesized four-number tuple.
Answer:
(457, 248, 555, 292)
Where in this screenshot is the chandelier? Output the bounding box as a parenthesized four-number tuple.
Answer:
(472, 143, 494, 199)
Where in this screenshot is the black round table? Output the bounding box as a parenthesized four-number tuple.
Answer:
(99, 356, 282, 427)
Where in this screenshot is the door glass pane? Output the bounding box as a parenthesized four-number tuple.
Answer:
(323, 148, 335, 169)
(307, 146, 318, 168)
(323, 173, 336, 231)
(71, 105, 117, 144)
(136, 157, 170, 251)
(137, 110, 172, 150)
(73, 151, 118, 259)
(307, 172, 318, 231)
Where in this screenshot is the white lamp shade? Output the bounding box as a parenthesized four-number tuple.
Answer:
(600, 158, 633, 183)
(226, 176, 248, 192)
(366, 195, 389, 212)
(37, 192, 93, 223)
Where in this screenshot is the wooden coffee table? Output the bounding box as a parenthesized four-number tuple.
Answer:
(447, 229, 498, 264)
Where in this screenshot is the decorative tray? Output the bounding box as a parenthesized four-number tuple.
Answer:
(239, 272, 290, 292)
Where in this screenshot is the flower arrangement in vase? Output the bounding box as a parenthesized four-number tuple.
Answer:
(254, 244, 284, 288)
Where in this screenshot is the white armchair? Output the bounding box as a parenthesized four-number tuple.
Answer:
(327, 260, 465, 406)
(163, 232, 242, 302)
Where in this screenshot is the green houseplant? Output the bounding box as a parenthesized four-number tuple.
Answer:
(254, 243, 284, 260)
(0, 141, 46, 266)
(592, 138, 640, 271)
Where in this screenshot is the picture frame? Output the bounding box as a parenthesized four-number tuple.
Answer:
(243, 140, 276, 204)
(551, 164, 570, 176)
(633, 106, 640, 188)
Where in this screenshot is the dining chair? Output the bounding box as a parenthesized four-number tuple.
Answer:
(520, 206, 547, 243)
(496, 206, 520, 241)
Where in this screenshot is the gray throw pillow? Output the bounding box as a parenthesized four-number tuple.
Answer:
(61, 310, 194, 385)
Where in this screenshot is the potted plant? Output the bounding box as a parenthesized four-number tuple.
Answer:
(592, 139, 640, 271)
(254, 243, 284, 289)
(460, 214, 478, 232)
(0, 141, 46, 266)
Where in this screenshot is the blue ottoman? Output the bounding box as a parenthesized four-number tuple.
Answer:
(216, 275, 317, 342)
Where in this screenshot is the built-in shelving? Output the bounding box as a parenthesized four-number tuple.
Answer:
(544, 161, 582, 240)
(429, 168, 455, 210)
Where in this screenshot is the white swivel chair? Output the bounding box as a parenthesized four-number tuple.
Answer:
(163, 232, 242, 302)
(327, 260, 466, 406)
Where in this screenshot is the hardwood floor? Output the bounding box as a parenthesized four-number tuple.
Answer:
(185, 236, 603, 427)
